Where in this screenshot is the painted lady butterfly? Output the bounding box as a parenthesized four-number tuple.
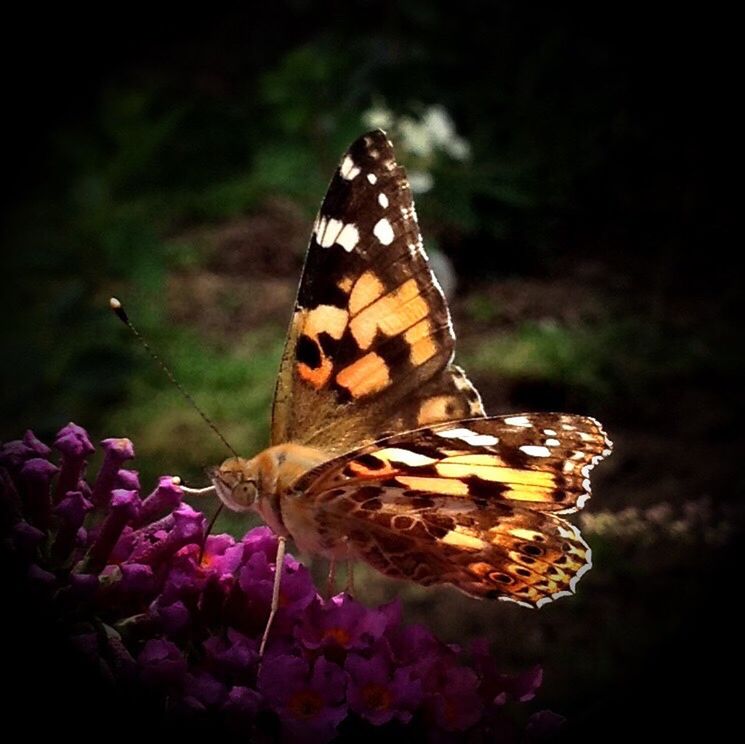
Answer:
(206, 131, 612, 627)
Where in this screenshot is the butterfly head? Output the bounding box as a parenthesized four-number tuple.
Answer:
(210, 456, 259, 512)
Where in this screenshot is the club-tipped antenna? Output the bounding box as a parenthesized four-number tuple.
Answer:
(109, 297, 238, 457)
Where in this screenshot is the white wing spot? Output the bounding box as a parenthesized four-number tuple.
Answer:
(577, 493, 590, 509)
(315, 216, 360, 251)
(436, 428, 499, 446)
(367, 173, 377, 184)
(504, 416, 531, 427)
(340, 155, 361, 180)
(373, 218, 395, 245)
(378, 192, 389, 208)
(400, 205, 419, 224)
(375, 447, 437, 467)
(543, 429, 557, 436)
(519, 445, 551, 458)
(336, 223, 359, 252)
(315, 216, 343, 248)
(545, 438, 560, 447)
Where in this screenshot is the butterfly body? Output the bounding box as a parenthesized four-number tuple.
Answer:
(210, 130, 611, 607)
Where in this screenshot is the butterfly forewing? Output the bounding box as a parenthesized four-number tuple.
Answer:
(271, 130, 483, 455)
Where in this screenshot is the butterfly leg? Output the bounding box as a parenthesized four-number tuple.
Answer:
(345, 559, 355, 596)
(326, 559, 337, 597)
(258, 535, 286, 661)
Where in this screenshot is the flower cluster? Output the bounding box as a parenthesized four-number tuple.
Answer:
(362, 102, 471, 193)
(1, 423, 560, 742)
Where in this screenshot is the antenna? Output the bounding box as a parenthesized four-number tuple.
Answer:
(109, 297, 239, 457)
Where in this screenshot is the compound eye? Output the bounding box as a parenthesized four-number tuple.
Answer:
(231, 480, 257, 507)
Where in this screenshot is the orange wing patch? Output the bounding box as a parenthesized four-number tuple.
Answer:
(295, 305, 348, 389)
(335, 352, 391, 398)
(348, 278, 430, 351)
(403, 318, 438, 366)
(349, 271, 385, 314)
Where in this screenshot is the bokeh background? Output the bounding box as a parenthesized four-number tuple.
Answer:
(2, 4, 741, 739)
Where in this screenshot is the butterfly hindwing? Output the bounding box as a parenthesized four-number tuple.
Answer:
(282, 413, 611, 605)
(305, 484, 590, 606)
(271, 131, 483, 454)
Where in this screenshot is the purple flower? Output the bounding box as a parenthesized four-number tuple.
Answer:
(298, 593, 389, 656)
(130, 504, 205, 568)
(138, 638, 187, 689)
(11, 520, 46, 559)
(388, 621, 441, 666)
(242, 524, 279, 560)
(69, 572, 99, 598)
(116, 468, 140, 491)
(0, 430, 51, 469)
(472, 638, 543, 704)
(19, 457, 58, 528)
(0, 422, 552, 739)
(259, 655, 347, 743)
(53, 422, 94, 502)
(53, 490, 93, 558)
(28, 562, 56, 587)
(222, 685, 261, 721)
(91, 437, 135, 506)
(119, 562, 156, 595)
(83, 488, 141, 572)
(201, 533, 245, 579)
(346, 648, 423, 725)
(425, 664, 484, 732)
(203, 628, 258, 682)
(154, 600, 191, 635)
(183, 670, 228, 710)
(135, 475, 182, 526)
(236, 548, 315, 640)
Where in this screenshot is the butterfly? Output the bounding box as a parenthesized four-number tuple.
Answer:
(204, 130, 611, 642)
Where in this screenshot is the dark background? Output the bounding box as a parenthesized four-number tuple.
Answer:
(2, 3, 741, 739)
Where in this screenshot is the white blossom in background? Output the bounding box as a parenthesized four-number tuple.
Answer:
(361, 102, 471, 192)
(420, 105, 471, 161)
(398, 115, 435, 158)
(407, 170, 434, 194)
(427, 246, 457, 299)
(362, 104, 394, 132)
